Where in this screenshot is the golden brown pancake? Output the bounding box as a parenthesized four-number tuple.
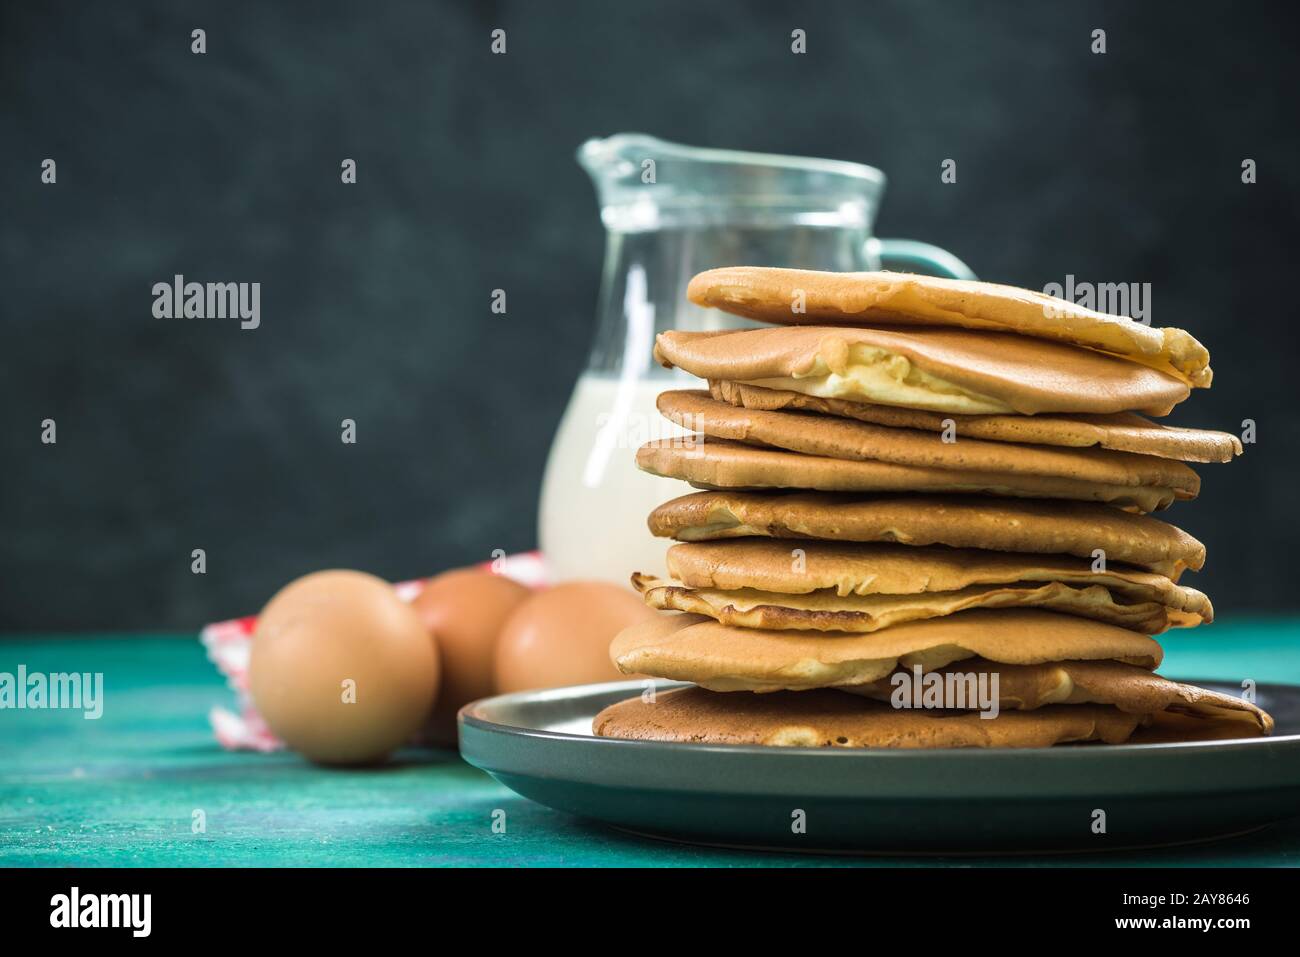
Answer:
(841, 659, 1272, 735)
(710, 380, 1241, 463)
(664, 539, 1209, 618)
(647, 491, 1206, 578)
(654, 326, 1190, 416)
(1132, 711, 1277, 743)
(638, 438, 1183, 513)
(593, 686, 1146, 748)
(686, 267, 1211, 388)
(658, 390, 1201, 494)
(632, 572, 1172, 634)
(609, 609, 1163, 692)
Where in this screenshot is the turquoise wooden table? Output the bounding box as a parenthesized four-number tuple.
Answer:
(2, 621, 1298, 867)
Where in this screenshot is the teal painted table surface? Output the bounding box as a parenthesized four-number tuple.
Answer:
(2, 621, 1299, 868)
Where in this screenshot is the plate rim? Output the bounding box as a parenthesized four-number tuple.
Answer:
(458, 679, 1300, 848)
(460, 677, 1300, 760)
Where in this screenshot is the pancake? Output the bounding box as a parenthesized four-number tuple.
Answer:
(685, 267, 1211, 388)
(839, 659, 1272, 735)
(609, 609, 1163, 692)
(647, 491, 1206, 578)
(663, 540, 1211, 627)
(710, 380, 1241, 463)
(654, 326, 1190, 417)
(1132, 711, 1279, 743)
(658, 390, 1201, 494)
(593, 687, 1146, 748)
(638, 438, 1183, 512)
(632, 573, 1173, 634)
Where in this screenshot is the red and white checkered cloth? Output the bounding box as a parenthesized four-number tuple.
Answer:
(200, 552, 549, 751)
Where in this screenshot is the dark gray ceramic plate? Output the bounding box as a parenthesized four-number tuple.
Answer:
(459, 679, 1300, 853)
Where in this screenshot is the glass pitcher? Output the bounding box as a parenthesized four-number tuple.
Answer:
(538, 133, 973, 584)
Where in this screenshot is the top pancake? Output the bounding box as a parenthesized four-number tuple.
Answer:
(647, 490, 1206, 578)
(655, 326, 1190, 417)
(686, 268, 1212, 388)
(711, 381, 1241, 464)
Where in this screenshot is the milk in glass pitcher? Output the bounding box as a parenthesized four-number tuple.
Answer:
(538, 134, 973, 583)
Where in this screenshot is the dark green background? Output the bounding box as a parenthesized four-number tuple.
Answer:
(2, 0, 1298, 630)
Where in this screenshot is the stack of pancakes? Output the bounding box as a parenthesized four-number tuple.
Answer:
(595, 268, 1273, 748)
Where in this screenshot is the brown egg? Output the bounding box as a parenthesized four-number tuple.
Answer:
(411, 567, 531, 742)
(249, 570, 439, 765)
(493, 581, 657, 693)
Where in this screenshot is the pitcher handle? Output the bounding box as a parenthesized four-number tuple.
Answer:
(870, 238, 976, 280)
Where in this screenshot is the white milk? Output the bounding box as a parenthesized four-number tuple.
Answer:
(539, 372, 694, 583)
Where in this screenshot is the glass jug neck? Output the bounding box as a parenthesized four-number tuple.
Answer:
(583, 220, 873, 380)
(578, 134, 884, 380)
